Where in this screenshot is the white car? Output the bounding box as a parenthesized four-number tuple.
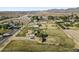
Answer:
(3, 33, 12, 37)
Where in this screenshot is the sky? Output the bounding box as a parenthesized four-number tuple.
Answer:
(0, 7, 77, 11)
(0, 0, 79, 7)
(0, 0, 78, 11)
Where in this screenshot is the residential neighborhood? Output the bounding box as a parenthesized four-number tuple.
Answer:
(0, 7, 79, 52)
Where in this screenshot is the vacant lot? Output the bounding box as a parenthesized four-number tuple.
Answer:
(2, 40, 74, 52)
(64, 30, 79, 41)
(64, 30, 79, 48)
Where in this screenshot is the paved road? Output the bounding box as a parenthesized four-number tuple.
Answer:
(0, 29, 18, 44)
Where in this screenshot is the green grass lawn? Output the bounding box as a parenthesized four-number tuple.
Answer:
(2, 40, 74, 52)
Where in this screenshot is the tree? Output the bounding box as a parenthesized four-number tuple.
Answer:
(75, 15, 79, 19)
(31, 16, 39, 21)
(40, 32, 48, 43)
(48, 16, 54, 20)
(34, 29, 48, 43)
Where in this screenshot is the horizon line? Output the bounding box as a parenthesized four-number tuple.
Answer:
(0, 7, 78, 11)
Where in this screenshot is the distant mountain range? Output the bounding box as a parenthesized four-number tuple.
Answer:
(0, 7, 79, 16)
(46, 7, 79, 13)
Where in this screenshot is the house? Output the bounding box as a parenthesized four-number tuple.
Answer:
(64, 22, 71, 24)
(29, 21, 39, 28)
(29, 33, 35, 39)
(27, 30, 35, 40)
(55, 19, 63, 22)
(8, 23, 20, 29)
(69, 19, 76, 22)
(42, 16, 48, 20)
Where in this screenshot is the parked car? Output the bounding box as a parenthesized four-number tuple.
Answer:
(3, 33, 12, 37)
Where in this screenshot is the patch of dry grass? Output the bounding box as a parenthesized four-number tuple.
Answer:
(2, 40, 74, 52)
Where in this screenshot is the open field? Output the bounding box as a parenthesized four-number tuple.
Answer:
(16, 26, 28, 37)
(2, 40, 74, 52)
(64, 30, 79, 49)
(0, 12, 27, 17)
(46, 29, 74, 48)
(28, 12, 79, 16)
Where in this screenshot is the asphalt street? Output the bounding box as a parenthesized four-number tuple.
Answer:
(0, 29, 18, 44)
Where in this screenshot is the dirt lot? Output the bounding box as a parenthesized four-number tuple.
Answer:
(0, 12, 27, 17)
